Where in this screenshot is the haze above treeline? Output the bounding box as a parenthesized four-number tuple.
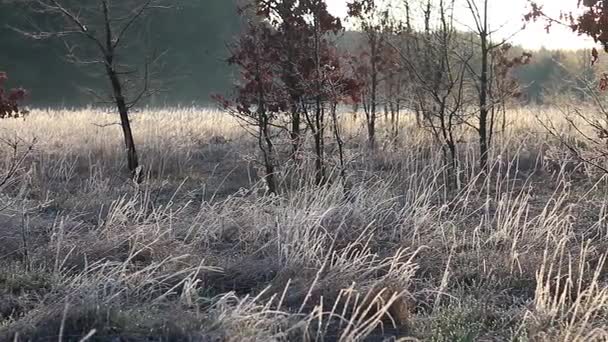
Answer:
(0, 0, 601, 107)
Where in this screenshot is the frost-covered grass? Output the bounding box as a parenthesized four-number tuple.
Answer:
(1, 107, 607, 341)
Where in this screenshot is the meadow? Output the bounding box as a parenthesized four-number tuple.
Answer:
(1, 107, 608, 341)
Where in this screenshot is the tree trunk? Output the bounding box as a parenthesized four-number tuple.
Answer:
(478, 1, 490, 172)
(313, 98, 325, 186)
(254, 53, 276, 194)
(366, 34, 378, 150)
(101, 1, 139, 179)
(290, 103, 301, 158)
(331, 102, 346, 185)
(479, 44, 489, 172)
(106, 65, 139, 176)
(447, 140, 458, 189)
(312, 10, 326, 185)
(369, 45, 377, 150)
(260, 110, 276, 194)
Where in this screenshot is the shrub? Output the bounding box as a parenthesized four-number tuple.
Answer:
(0, 72, 27, 119)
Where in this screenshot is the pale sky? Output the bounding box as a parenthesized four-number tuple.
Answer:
(326, 0, 596, 51)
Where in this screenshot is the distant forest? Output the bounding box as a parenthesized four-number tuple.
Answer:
(0, 0, 603, 107)
(0, 0, 242, 107)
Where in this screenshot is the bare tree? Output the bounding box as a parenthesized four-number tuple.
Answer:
(395, 0, 472, 188)
(348, 0, 398, 150)
(463, 0, 524, 171)
(15, 0, 168, 178)
(463, 0, 492, 171)
(0, 135, 37, 212)
(487, 44, 531, 142)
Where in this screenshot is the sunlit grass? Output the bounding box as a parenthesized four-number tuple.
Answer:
(1, 106, 607, 341)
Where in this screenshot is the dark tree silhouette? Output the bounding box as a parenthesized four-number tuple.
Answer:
(15, 0, 168, 178)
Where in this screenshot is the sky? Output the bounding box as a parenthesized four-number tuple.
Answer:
(326, 0, 596, 51)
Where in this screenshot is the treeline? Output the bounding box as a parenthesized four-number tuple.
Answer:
(0, 0, 241, 107)
(0, 0, 601, 109)
(339, 31, 600, 106)
(515, 48, 602, 104)
(0, 0, 608, 107)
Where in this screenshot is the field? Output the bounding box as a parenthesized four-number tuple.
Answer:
(1, 107, 608, 341)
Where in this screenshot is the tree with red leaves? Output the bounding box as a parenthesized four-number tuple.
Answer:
(248, 0, 344, 160)
(217, 0, 361, 192)
(302, 4, 361, 184)
(225, 23, 281, 193)
(0, 72, 28, 120)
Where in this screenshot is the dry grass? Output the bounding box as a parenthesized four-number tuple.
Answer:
(0, 107, 607, 341)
